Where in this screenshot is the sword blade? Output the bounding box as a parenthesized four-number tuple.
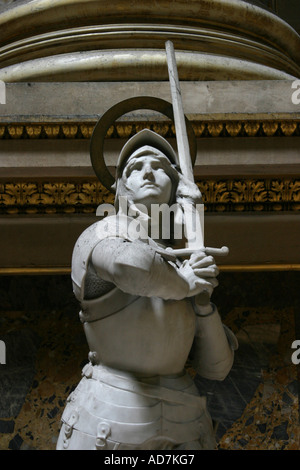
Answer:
(166, 40, 203, 248)
(165, 40, 229, 260)
(165, 40, 194, 182)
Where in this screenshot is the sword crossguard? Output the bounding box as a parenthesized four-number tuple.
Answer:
(167, 246, 229, 258)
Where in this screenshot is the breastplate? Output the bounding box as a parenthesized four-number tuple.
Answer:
(81, 288, 196, 375)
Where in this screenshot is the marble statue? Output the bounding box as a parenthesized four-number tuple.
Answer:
(56, 128, 238, 451)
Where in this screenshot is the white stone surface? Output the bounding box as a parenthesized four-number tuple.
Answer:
(0, 81, 300, 119)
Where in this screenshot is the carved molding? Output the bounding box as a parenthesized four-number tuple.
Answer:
(0, 0, 299, 81)
(1, 118, 299, 214)
(1, 120, 300, 139)
(0, 178, 299, 215)
(198, 179, 300, 213)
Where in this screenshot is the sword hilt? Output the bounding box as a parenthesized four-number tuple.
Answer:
(169, 246, 229, 258)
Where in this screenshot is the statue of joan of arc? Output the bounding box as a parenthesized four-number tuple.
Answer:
(56, 128, 237, 451)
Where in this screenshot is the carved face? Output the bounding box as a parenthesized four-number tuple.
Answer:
(123, 154, 173, 209)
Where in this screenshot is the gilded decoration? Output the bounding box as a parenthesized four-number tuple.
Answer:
(0, 179, 299, 215)
(0, 120, 300, 139)
(0, 119, 299, 214)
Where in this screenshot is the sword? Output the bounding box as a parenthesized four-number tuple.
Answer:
(165, 40, 229, 260)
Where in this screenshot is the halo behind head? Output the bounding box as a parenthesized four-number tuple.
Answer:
(89, 96, 196, 193)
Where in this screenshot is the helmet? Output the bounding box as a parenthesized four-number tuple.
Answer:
(116, 129, 179, 178)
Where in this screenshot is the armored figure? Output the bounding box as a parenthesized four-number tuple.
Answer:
(57, 129, 237, 451)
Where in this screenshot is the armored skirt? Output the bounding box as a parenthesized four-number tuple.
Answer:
(57, 363, 216, 450)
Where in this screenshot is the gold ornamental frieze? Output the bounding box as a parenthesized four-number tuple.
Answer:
(0, 178, 299, 215)
(0, 120, 300, 139)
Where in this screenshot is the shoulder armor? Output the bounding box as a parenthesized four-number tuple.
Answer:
(71, 215, 131, 300)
